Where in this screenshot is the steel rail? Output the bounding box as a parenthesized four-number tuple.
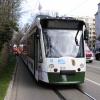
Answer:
(77, 88, 96, 100)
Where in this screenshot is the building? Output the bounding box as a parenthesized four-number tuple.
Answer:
(77, 16, 96, 50)
(95, 3, 100, 50)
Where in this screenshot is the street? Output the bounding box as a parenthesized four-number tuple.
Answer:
(10, 57, 100, 100)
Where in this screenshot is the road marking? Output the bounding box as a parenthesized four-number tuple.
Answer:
(86, 78, 100, 86)
(87, 66, 100, 69)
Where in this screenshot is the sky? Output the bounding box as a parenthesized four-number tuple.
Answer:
(19, 0, 100, 27)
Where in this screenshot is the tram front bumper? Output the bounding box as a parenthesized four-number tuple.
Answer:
(48, 72, 85, 84)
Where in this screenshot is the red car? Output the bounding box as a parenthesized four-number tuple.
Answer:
(85, 43, 94, 63)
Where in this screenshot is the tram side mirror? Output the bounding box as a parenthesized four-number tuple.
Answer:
(84, 29, 89, 40)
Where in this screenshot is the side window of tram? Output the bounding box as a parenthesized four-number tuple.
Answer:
(38, 40, 43, 63)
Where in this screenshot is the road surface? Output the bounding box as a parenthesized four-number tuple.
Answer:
(9, 57, 100, 100)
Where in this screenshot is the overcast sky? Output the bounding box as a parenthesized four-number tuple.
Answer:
(19, 0, 100, 27)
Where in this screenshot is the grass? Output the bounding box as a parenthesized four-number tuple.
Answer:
(0, 54, 16, 100)
(0, 52, 2, 65)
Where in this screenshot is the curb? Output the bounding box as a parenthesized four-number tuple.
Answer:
(4, 62, 17, 100)
(4, 79, 14, 100)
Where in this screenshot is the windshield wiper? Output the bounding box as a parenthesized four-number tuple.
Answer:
(75, 29, 80, 46)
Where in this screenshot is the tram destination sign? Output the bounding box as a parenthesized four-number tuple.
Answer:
(40, 19, 85, 30)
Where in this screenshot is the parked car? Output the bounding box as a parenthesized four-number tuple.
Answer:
(84, 43, 94, 63)
(95, 48, 100, 60)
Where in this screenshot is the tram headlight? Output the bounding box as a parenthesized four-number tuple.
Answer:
(49, 64, 54, 68)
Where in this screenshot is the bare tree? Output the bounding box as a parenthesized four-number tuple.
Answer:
(0, 0, 22, 51)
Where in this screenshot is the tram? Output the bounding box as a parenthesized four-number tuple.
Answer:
(20, 15, 88, 84)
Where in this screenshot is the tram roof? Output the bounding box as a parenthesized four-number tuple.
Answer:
(38, 16, 85, 30)
(22, 15, 86, 37)
(36, 15, 85, 24)
(20, 15, 86, 43)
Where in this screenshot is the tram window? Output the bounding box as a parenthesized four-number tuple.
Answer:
(27, 34, 34, 59)
(38, 40, 43, 63)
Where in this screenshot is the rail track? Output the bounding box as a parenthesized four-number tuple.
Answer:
(52, 87, 96, 100)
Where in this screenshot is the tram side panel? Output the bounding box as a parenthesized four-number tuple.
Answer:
(20, 33, 35, 76)
(22, 29, 40, 80)
(26, 33, 36, 75)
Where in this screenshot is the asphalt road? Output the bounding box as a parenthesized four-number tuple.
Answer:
(10, 57, 100, 100)
(85, 60, 100, 100)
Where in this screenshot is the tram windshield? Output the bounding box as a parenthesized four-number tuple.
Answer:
(43, 29, 84, 58)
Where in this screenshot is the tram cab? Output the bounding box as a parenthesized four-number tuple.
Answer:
(21, 15, 87, 84)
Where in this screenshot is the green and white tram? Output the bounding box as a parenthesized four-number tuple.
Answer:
(21, 15, 87, 84)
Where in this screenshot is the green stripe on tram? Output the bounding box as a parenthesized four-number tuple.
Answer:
(48, 72, 85, 84)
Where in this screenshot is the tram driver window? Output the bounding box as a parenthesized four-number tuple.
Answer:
(38, 40, 43, 63)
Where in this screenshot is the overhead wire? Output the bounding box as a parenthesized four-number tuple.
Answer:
(66, 0, 90, 16)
